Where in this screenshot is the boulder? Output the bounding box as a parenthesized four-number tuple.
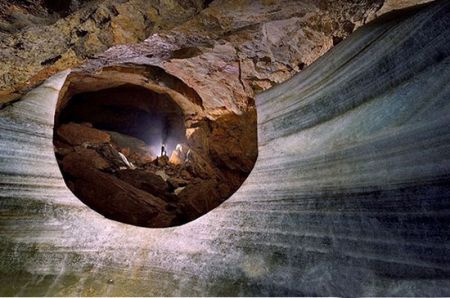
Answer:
(174, 187, 186, 196)
(177, 179, 223, 222)
(62, 157, 175, 228)
(169, 150, 184, 165)
(167, 177, 189, 191)
(183, 148, 216, 180)
(54, 146, 73, 159)
(154, 155, 169, 167)
(107, 131, 155, 165)
(97, 143, 133, 170)
(57, 122, 110, 146)
(169, 143, 190, 165)
(63, 149, 111, 171)
(116, 169, 169, 195)
(186, 125, 209, 153)
(179, 168, 193, 180)
(165, 165, 180, 177)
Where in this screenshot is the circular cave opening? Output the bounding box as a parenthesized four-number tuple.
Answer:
(54, 83, 258, 227)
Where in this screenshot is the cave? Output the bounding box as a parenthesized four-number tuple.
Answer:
(53, 83, 258, 228)
(58, 84, 186, 156)
(2, 0, 450, 296)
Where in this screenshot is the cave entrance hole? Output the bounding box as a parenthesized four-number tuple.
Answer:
(54, 82, 258, 228)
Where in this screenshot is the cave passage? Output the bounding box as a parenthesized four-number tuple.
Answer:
(53, 83, 258, 227)
(58, 84, 186, 156)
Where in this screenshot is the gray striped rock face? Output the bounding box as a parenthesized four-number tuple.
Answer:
(1, 1, 450, 296)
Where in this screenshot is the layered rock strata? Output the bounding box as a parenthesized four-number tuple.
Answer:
(0, 1, 449, 296)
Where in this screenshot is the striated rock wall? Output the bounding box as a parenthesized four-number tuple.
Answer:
(0, 1, 449, 295)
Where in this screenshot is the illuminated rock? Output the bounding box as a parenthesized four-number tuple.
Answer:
(169, 144, 190, 165)
(107, 131, 156, 165)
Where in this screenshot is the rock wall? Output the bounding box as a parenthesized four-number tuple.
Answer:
(0, 0, 207, 103)
(0, 1, 449, 295)
(1, 0, 391, 105)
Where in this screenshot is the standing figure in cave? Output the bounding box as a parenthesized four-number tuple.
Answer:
(161, 143, 167, 157)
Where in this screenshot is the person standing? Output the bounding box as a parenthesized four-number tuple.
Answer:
(161, 143, 167, 157)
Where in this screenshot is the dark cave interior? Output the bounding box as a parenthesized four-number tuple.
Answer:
(58, 85, 187, 155)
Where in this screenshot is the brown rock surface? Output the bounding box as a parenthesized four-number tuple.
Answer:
(107, 131, 155, 165)
(167, 177, 189, 190)
(177, 179, 223, 222)
(374, 0, 435, 18)
(154, 155, 170, 167)
(186, 125, 209, 153)
(1, 0, 433, 105)
(65, 148, 111, 170)
(62, 153, 175, 227)
(181, 148, 217, 180)
(96, 143, 134, 170)
(57, 122, 110, 145)
(116, 169, 169, 196)
(0, 0, 208, 102)
(169, 143, 190, 165)
(208, 108, 258, 173)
